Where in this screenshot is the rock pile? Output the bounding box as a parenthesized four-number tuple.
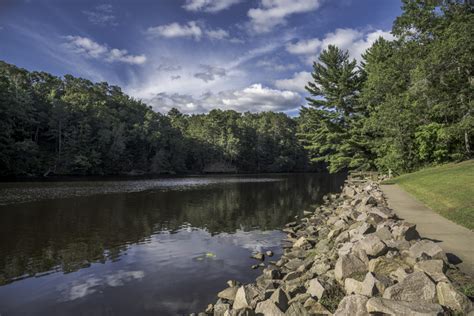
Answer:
(197, 178, 473, 315)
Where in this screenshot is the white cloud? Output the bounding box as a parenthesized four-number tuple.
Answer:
(248, 0, 321, 33)
(107, 48, 147, 64)
(286, 38, 321, 55)
(256, 58, 298, 72)
(83, 4, 117, 26)
(147, 21, 234, 42)
(145, 84, 302, 114)
(182, 0, 241, 12)
(286, 28, 394, 63)
(274, 71, 312, 92)
(64, 36, 146, 65)
(205, 28, 229, 40)
(147, 21, 203, 40)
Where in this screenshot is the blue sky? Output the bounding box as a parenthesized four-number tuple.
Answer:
(0, 0, 402, 115)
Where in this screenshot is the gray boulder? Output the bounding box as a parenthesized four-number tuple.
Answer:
(391, 222, 420, 241)
(366, 297, 444, 315)
(251, 253, 265, 261)
(335, 253, 368, 281)
(303, 298, 332, 315)
(334, 294, 369, 316)
(414, 260, 448, 283)
(255, 300, 285, 316)
(214, 301, 231, 316)
(270, 288, 289, 311)
(357, 234, 387, 257)
(218, 286, 238, 301)
(344, 272, 378, 296)
(368, 257, 410, 277)
(306, 278, 325, 299)
(233, 285, 258, 310)
(409, 240, 445, 260)
(293, 236, 310, 248)
(436, 281, 473, 314)
(284, 302, 309, 316)
(383, 272, 436, 303)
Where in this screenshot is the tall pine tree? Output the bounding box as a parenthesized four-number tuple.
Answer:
(298, 45, 368, 173)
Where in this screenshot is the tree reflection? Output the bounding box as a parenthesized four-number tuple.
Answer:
(0, 174, 344, 285)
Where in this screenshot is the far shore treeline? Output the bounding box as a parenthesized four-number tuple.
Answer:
(0, 0, 472, 177)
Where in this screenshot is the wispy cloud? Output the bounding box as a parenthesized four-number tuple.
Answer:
(286, 28, 394, 63)
(147, 21, 234, 42)
(182, 0, 242, 13)
(194, 64, 226, 82)
(274, 71, 312, 92)
(82, 4, 118, 26)
(248, 0, 321, 33)
(147, 21, 203, 40)
(64, 36, 146, 65)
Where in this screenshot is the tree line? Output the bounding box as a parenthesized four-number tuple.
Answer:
(1, 0, 471, 177)
(299, 0, 473, 174)
(0, 62, 309, 176)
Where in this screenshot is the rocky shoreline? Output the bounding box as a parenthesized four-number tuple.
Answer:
(196, 176, 474, 315)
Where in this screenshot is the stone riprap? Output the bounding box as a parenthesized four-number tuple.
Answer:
(196, 178, 473, 316)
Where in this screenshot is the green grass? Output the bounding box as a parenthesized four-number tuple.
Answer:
(383, 160, 474, 230)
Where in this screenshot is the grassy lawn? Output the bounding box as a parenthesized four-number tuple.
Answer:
(384, 160, 474, 230)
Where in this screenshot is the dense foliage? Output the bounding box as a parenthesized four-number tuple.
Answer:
(299, 0, 473, 174)
(0, 62, 308, 176)
(1, 0, 472, 177)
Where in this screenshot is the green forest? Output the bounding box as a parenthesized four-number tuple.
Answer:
(0, 0, 472, 177)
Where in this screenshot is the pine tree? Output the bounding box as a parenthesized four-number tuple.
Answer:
(298, 45, 366, 173)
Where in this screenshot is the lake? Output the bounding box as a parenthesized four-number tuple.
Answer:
(0, 173, 345, 315)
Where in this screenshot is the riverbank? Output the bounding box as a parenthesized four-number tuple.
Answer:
(383, 160, 474, 230)
(198, 176, 474, 315)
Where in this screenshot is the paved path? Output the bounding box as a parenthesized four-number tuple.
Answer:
(381, 184, 474, 276)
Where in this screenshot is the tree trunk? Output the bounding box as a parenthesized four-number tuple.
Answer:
(465, 130, 471, 156)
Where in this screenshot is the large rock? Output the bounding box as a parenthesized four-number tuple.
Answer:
(391, 222, 420, 241)
(414, 260, 448, 283)
(263, 267, 282, 280)
(409, 240, 445, 260)
(233, 286, 258, 310)
(344, 272, 378, 296)
(303, 298, 331, 315)
(357, 234, 387, 257)
(369, 207, 395, 219)
(251, 253, 265, 261)
(293, 237, 310, 248)
(368, 257, 410, 277)
(334, 294, 369, 316)
(218, 286, 238, 301)
(306, 278, 325, 299)
(269, 288, 289, 311)
(285, 259, 304, 271)
(383, 272, 436, 303)
(335, 254, 368, 281)
(214, 301, 231, 316)
(284, 302, 309, 316)
(255, 300, 285, 316)
(375, 226, 392, 240)
(436, 281, 473, 314)
(366, 297, 444, 315)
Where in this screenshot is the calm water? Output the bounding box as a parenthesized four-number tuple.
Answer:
(0, 174, 344, 315)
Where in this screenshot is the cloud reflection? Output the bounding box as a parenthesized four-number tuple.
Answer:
(63, 270, 145, 301)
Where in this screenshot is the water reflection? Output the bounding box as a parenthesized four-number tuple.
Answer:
(0, 173, 344, 315)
